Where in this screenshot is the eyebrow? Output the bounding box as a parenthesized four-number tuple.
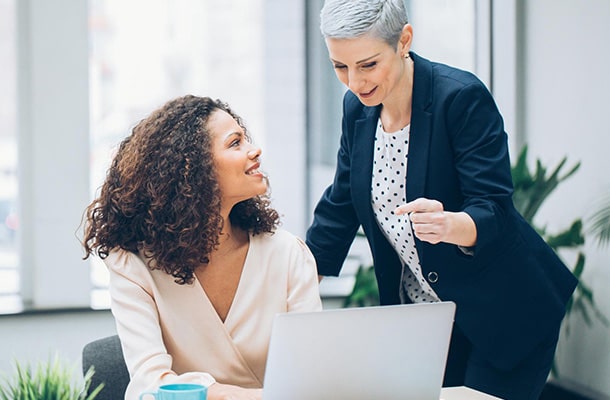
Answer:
(331, 53, 381, 65)
(223, 131, 242, 142)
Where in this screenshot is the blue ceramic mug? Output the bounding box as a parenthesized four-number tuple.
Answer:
(139, 383, 207, 400)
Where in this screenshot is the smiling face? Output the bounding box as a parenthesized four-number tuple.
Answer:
(325, 26, 413, 107)
(208, 109, 267, 209)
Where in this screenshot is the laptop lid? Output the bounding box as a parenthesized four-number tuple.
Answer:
(263, 301, 456, 400)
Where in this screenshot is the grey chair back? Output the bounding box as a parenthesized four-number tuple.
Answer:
(82, 335, 130, 400)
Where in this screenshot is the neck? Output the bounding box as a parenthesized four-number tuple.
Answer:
(216, 204, 235, 248)
(380, 56, 414, 131)
(215, 221, 247, 256)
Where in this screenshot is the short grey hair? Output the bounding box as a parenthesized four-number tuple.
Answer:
(320, 0, 408, 47)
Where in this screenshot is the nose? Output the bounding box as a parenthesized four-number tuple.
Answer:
(347, 69, 363, 93)
(248, 145, 262, 160)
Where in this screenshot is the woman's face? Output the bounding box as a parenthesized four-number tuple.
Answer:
(325, 30, 411, 107)
(208, 109, 267, 207)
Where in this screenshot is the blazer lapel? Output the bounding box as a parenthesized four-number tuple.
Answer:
(407, 52, 433, 202)
(351, 105, 380, 231)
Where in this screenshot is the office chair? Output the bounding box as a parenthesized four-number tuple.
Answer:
(82, 335, 130, 400)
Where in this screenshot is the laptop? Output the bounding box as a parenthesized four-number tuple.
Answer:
(262, 301, 456, 400)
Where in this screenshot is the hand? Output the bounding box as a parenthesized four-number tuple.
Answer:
(395, 198, 447, 244)
(206, 382, 262, 400)
(395, 198, 477, 247)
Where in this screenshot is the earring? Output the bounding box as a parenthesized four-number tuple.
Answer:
(404, 53, 410, 59)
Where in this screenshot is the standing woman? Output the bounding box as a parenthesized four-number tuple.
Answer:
(305, 1, 577, 399)
(82, 95, 322, 400)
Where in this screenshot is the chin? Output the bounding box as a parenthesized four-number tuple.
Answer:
(358, 96, 382, 107)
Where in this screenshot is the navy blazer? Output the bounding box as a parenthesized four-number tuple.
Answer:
(306, 52, 577, 370)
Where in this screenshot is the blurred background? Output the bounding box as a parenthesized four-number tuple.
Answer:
(0, 0, 608, 397)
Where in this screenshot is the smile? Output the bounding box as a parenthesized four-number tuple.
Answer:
(246, 162, 262, 176)
(359, 87, 377, 98)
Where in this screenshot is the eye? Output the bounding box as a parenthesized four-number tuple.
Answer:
(333, 64, 347, 70)
(229, 137, 241, 147)
(361, 61, 377, 69)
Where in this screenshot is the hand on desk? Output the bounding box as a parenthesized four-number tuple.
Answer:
(207, 382, 262, 400)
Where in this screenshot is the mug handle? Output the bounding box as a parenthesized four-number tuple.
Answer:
(139, 391, 157, 400)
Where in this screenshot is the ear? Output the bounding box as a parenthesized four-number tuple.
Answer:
(397, 24, 413, 56)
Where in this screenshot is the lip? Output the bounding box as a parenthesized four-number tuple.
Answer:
(359, 87, 377, 99)
(245, 162, 263, 177)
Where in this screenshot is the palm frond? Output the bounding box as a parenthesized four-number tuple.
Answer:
(588, 191, 610, 248)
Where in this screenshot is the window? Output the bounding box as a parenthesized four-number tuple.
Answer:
(88, 0, 266, 308)
(0, 0, 19, 313)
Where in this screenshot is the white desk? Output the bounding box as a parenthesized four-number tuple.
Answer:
(441, 386, 503, 399)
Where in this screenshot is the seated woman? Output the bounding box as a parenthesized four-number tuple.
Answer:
(82, 95, 322, 400)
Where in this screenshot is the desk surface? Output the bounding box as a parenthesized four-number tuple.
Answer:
(441, 386, 502, 400)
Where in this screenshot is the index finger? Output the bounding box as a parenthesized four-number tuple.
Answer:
(395, 197, 442, 215)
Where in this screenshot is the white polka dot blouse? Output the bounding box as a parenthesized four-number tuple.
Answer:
(370, 119, 441, 303)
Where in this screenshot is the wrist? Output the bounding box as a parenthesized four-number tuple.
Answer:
(447, 211, 477, 247)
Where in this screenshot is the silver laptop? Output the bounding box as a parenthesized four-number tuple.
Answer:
(263, 301, 456, 400)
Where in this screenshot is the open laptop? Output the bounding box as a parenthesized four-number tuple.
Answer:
(262, 301, 456, 400)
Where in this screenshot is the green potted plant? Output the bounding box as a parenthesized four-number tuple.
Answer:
(0, 355, 103, 400)
(511, 145, 608, 342)
(343, 247, 379, 308)
(515, 146, 609, 398)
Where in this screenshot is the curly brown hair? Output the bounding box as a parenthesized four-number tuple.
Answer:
(82, 95, 279, 284)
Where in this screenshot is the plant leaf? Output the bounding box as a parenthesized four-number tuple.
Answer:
(0, 356, 102, 400)
(545, 220, 585, 249)
(587, 190, 610, 248)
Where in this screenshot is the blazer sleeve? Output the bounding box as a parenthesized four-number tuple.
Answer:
(306, 95, 362, 276)
(445, 80, 514, 252)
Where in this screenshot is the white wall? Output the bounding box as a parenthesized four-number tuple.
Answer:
(520, 0, 610, 395)
(0, 310, 116, 377)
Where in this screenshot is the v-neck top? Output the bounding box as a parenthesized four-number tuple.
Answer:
(105, 229, 322, 399)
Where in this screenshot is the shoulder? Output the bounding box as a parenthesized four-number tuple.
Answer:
(252, 228, 305, 251)
(104, 248, 144, 272)
(434, 62, 481, 87)
(412, 54, 500, 126)
(413, 52, 490, 100)
(103, 248, 157, 285)
(251, 229, 314, 261)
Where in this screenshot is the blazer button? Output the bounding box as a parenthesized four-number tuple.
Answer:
(427, 271, 439, 283)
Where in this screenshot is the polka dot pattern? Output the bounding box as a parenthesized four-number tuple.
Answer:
(371, 120, 440, 303)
